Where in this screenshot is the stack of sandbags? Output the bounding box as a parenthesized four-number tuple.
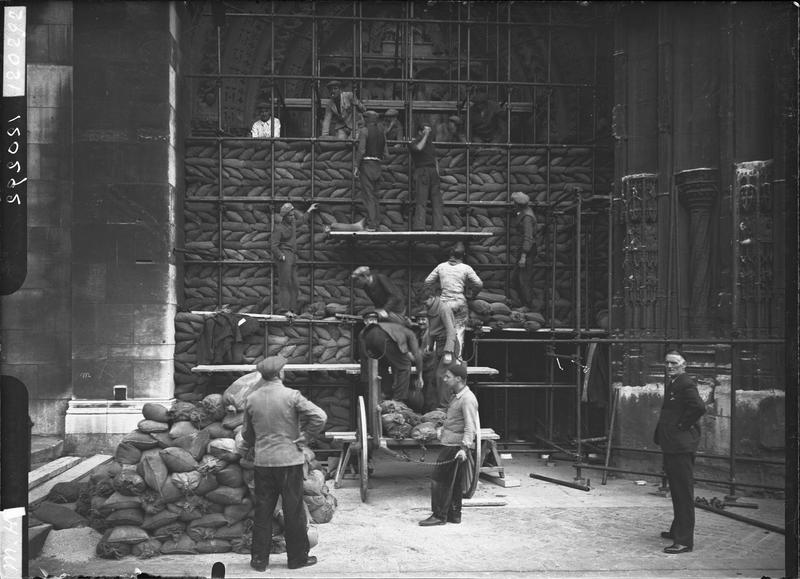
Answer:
(379, 400, 425, 439)
(81, 397, 335, 560)
(468, 291, 548, 331)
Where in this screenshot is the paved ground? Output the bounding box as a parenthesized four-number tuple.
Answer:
(30, 452, 786, 579)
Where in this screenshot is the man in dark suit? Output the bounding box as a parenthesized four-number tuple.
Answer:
(654, 349, 706, 554)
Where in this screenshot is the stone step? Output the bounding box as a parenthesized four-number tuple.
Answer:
(29, 454, 114, 508)
(30, 436, 64, 465)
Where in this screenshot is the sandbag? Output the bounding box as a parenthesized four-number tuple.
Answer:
(195, 539, 232, 554)
(96, 530, 132, 559)
(411, 422, 439, 443)
(308, 493, 337, 524)
(204, 485, 247, 506)
(159, 447, 199, 473)
(222, 410, 244, 430)
(303, 470, 325, 496)
(215, 463, 244, 488)
(222, 499, 253, 525)
(132, 537, 162, 559)
(202, 422, 234, 439)
(421, 410, 446, 426)
(222, 371, 261, 412)
(167, 496, 208, 523)
(141, 509, 180, 532)
(230, 532, 252, 555)
(171, 471, 202, 494)
(160, 533, 198, 555)
(213, 520, 248, 541)
(207, 438, 241, 462)
(189, 407, 214, 430)
(172, 429, 211, 462)
(197, 454, 227, 475)
(138, 419, 169, 434)
(113, 469, 147, 496)
(99, 492, 142, 514)
(33, 502, 88, 530)
(89, 473, 115, 498)
(194, 472, 219, 496)
(381, 412, 405, 430)
(114, 441, 142, 465)
(148, 431, 174, 449)
(168, 401, 197, 422)
(106, 507, 145, 527)
(151, 521, 186, 541)
(142, 402, 170, 423)
(468, 298, 492, 316)
(123, 430, 161, 450)
(104, 524, 150, 545)
(139, 488, 167, 515)
(160, 477, 185, 504)
(46, 481, 88, 504)
(169, 420, 199, 439)
(199, 393, 227, 422)
(138, 449, 169, 493)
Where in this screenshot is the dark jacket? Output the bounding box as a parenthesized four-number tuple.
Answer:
(653, 373, 706, 454)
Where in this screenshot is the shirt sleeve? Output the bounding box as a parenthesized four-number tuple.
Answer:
(354, 128, 366, 166)
(522, 214, 534, 253)
(274, 118, 281, 138)
(461, 394, 479, 449)
(466, 266, 483, 295)
(270, 224, 283, 259)
(237, 401, 255, 455)
(424, 265, 439, 289)
(677, 378, 706, 430)
(322, 104, 332, 136)
(295, 392, 328, 439)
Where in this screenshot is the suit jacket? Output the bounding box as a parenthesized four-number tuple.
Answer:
(322, 91, 365, 136)
(653, 373, 706, 454)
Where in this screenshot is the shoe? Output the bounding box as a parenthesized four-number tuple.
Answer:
(446, 513, 461, 524)
(250, 559, 268, 572)
(660, 531, 674, 540)
(663, 544, 692, 554)
(288, 556, 317, 569)
(418, 515, 446, 526)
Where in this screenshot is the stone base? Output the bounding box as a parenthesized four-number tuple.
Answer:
(64, 398, 174, 456)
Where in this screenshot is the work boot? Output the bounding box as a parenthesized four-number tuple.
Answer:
(418, 515, 445, 526)
(288, 555, 318, 569)
(249, 558, 268, 572)
(446, 512, 461, 524)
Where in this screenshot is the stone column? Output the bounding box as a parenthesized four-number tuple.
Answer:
(676, 168, 718, 336)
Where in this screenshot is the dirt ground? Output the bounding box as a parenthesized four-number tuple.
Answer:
(30, 451, 786, 579)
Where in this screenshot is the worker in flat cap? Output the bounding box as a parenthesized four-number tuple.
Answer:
(251, 99, 281, 138)
(435, 114, 466, 143)
(470, 90, 507, 143)
(351, 266, 407, 325)
(353, 111, 389, 231)
(321, 80, 365, 139)
(419, 360, 478, 527)
(383, 108, 404, 141)
(270, 201, 319, 316)
(510, 191, 539, 309)
(359, 310, 424, 410)
(238, 355, 327, 571)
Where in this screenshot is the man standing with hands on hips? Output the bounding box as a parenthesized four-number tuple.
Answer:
(237, 355, 327, 571)
(654, 349, 706, 554)
(419, 361, 478, 526)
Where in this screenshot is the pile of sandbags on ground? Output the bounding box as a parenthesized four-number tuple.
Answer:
(49, 396, 336, 560)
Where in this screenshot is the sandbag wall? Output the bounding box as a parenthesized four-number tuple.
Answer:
(183, 139, 611, 325)
(174, 312, 354, 432)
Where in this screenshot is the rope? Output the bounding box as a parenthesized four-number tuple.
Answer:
(379, 444, 461, 467)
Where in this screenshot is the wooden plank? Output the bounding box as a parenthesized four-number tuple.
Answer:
(327, 428, 497, 444)
(28, 456, 82, 490)
(463, 498, 508, 507)
(480, 472, 520, 488)
(192, 363, 361, 374)
(327, 230, 493, 241)
(29, 455, 113, 507)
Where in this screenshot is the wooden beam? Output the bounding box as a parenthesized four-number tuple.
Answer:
(28, 457, 82, 490)
(29, 455, 114, 507)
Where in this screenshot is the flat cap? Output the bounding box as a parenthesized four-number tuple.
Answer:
(448, 115, 462, 124)
(384, 108, 399, 117)
(364, 110, 379, 120)
(257, 355, 287, 379)
(326, 80, 341, 88)
(351, 266, 371, 278)
(446, 361, 468, 379)
(279, 202, 295, 216)
(257, 101, 271, 110)
(511, 191, 530, 205)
